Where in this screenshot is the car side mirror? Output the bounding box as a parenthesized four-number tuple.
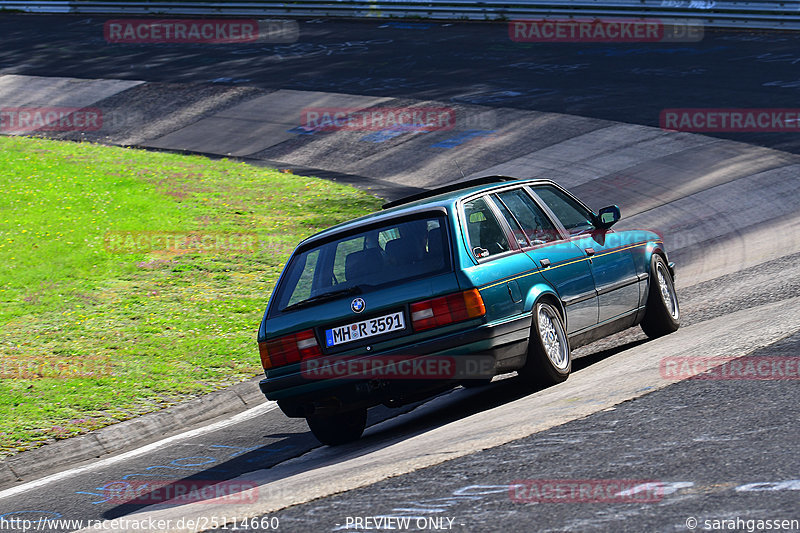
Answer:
(598, 205, 621, 228)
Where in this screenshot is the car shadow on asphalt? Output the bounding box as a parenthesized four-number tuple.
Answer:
(572, 338, 649, 372)
(101, 337, 649, 520)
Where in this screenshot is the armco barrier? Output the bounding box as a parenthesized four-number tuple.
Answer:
(1, 1, 800, 30)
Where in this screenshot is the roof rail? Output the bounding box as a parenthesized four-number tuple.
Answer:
(381, 176, 519, 209)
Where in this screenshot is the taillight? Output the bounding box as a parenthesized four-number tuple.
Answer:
(410, 289, 486, 332)
(259, 329, 321, 370)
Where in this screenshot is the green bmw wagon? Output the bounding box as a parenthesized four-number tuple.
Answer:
(257, 177, 680, 445)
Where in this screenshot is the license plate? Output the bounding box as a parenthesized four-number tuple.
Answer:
(325, 311, 406, 347)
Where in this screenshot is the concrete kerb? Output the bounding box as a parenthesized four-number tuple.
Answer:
(122, 143, 427, 202)
(0, 462, 17, 487)
(0, 376, 265, 489)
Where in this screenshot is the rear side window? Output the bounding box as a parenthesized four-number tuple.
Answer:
(494, 189, 560, 245)
(532, 185, 595, 234)
(286, 249, 321, 307)
(463, 197, 511, 259)
(271, 215, 451, 314)
(332, 236, 366, 285)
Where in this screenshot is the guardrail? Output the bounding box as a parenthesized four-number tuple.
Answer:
(1, 1, 799, 30)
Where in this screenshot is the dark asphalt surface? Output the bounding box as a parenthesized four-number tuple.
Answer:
(1, 14, 799, 533)
(245, 331, 800, 533)
(2, 16, 800, 154)
(0, 402, 430, 532)
(0, 255, 797, 531)
(0, 357, 631, 531)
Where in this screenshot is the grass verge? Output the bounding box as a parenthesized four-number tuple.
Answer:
(0, 136, 382, 458)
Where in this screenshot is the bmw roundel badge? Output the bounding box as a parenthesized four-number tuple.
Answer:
(351, 297, 366, 314)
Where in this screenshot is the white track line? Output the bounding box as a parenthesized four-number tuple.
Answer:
(0, 401, 278, 501)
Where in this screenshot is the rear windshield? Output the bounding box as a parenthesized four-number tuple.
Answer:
(270, 214, 452, 314)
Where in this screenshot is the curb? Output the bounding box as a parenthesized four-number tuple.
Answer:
(0, 109, 425, 491)
(0, 375, 267, 489)
(125, 143, 427, 202)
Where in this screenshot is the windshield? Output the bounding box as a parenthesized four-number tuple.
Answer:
(271, 214, 452, 314)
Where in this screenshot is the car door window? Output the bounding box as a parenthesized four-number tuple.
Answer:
(492, 198, 529, 248)
(532, 185, 595, 235)
(495, 189, 560, 246)
(463, 197, 511, 259)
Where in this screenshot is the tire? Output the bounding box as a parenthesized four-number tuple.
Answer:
(306, 408, 367, 446)
(640, 254, 680, 338)
(519, 300, 571, 387)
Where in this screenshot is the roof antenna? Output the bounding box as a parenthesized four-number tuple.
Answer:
(454, 159, 466, 181)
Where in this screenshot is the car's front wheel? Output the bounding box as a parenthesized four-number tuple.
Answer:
(306, 407, 367, 446)
(519, 300, 571, 386)
(640, 254, 680, 338)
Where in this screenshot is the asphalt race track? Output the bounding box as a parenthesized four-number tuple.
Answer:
(0, 14, 799, 533)
(5, 16, 800, 154)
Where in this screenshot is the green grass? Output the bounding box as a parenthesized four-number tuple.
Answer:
(0, 136, 383, 458)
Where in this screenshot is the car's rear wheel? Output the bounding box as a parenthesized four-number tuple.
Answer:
(519, 300, 571, 386)
(640, 254, 680, 338)
(306, 407, 367, 446)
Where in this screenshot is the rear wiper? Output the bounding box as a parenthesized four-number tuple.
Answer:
(282, 286, 363, 312)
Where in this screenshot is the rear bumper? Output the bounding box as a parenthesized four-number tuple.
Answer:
(259, 315, 531, 415)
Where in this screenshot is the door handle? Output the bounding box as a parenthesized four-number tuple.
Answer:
(540, 258, 551, 268)
(585, 247, 596, 256)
